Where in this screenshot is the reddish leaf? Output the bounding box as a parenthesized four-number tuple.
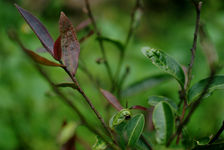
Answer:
(76, 18, 91, 31)
(59, 12, 80, 76)
(15, 4, 54, 55)
(100, 88, 123, 111)
(25, 49, 64, 67)
(54, 36, 62, 60)
(130, 105, 147, 111)
(79, 30, 94, 43)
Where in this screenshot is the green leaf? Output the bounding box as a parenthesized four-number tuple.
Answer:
(126, 114, 145, 146)
(141, 47, 185, 88)
(148, 96, 177, 111)
(192, 143, 224, 150)
(92, 136, 107, 150)
(152, 102, 174, 144)
(58, 122, 77, 145)
(56, 83, 77, 89)
(109, 109, 131, 129)
(122, 74, 170, 97)
(188, 76, 224, 104)
(96, 36, 124, 52)
(135, 137, 152, 150)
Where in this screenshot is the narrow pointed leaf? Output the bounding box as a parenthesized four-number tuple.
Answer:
(126, 114, 145, 146)
(59, 12, 80, 76)
(152, 102, 174, 144)
(96, 36, 124, 52)
(188, 76, 224, 104)
(15, 4, 54, 55)
(56, 83, 77, 89)
(25, 49, 64, 67)
(100, 88, 123, 111)
(53, 36, 62, 61)
(148, 96, 177, 111)
(130, 105, 147, 111)
(142, 47, 185, 88)
(122, 74, 170, 97)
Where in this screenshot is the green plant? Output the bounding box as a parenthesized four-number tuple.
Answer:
(8, 0, 224, 149)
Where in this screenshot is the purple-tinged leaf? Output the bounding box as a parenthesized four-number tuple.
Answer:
(79, 30, 94, 43)
(15, 4, 54, 55)
(130, 105, 147, 111)
(53, 36, 62, 61)
(59, 12, 80, 76)
(76, 18, 91, 31)
(100, 88, 123, 111)
(36, 47, 47, 53)
(25, 49, 64, 67)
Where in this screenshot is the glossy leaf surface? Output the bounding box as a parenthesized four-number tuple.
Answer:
(152, 102, 174, 144)
(126, 114, 145, 146)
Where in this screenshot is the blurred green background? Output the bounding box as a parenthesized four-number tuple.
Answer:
(1, 0, 224, 149)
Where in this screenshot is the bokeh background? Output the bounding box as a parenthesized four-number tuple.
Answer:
(1, 0, 224, 149)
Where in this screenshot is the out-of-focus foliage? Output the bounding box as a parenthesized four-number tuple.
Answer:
(1, 0, 224, 149)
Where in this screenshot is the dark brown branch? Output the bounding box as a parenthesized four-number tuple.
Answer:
(83, 0, 114, 87)
(186, 1, 203, 90)
(209, 121, 224, 144)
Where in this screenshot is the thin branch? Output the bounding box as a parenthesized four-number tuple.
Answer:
(167, 69, 216, 147)
(8, 32, 119, 150)
(186, 1, 203, 90)
(83, 0, 114, 87)
(114, 0, 142, 86)
(209, 121, 224, 144)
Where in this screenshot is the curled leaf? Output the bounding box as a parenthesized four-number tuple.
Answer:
(109, 109, 131, 129)
(142, 47, 185, 88)
(53, 36, 62, 61)
(100, 88, 123, 111)
(15, 4, 54, 55)
(59, 12, 80, 76)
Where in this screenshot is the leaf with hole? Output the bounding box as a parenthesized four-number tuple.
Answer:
(148, 96, 177, 111)
(59, 12, 80, 76)
(15, 4, 54, 55)
(142, 47, 185, 88)
(122, 74, 170, 97)
(100, 88, 123, 111)
(188, 75, 224, 104)
(152, 101, 174, 144)
(125, 114, 145, 146)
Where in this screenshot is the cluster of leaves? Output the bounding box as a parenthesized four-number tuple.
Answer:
(11, 1, 224, 150)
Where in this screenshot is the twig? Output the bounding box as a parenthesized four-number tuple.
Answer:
(114, 0, 142, 87)
(186, 1, 203, 90)
(83, 0, 114, 87)
(175, 1, 202, 144)
(209, 121, 224, 144)
(167, 69, 216, 147)
(9, 32, 119, 150)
